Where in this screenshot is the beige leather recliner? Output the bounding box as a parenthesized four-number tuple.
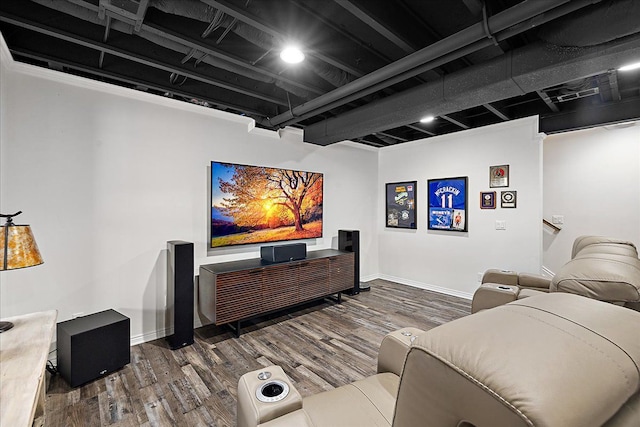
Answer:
(472, 235, 640, 313)
(237, 293, 640, 427)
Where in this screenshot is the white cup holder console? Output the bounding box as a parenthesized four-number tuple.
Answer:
(256, 379, 290, 403)
(238, 367, 302, 427)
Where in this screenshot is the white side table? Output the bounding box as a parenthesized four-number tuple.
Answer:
(0, 310, 57, 427)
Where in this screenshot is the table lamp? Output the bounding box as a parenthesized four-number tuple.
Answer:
(0, 211, 44, 332)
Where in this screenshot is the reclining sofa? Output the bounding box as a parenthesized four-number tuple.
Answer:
(237, 293, 640, 427)
(472, 235, 640, 313)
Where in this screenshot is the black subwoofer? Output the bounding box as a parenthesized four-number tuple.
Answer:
(167, 240, 194, 350)
(57, 309, 130, 388)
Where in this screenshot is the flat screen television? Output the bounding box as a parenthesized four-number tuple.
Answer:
(210, 161, 323, 248)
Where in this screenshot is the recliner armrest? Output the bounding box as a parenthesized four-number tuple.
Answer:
(481, 269, 518, 286)
(472, 283, 519, 313)
(518, 273, 551, 290)
(377, 327, 424, 376)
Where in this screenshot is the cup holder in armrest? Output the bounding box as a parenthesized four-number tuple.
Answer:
(256, 380, 290, 403)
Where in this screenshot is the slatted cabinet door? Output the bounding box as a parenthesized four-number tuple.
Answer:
(214, 269, 263, 324)
(299, 258, 330, 301)
(262, 263, 300, 313)
(329, 252, 355, 293)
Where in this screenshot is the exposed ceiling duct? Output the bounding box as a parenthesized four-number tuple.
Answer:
(537, 0, 640, 46)
(263, 0, 591, 129)
(304, 32, 640, 145)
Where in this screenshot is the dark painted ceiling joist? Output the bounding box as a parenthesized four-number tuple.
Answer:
(334, 0, 414, 54)
(441, 115, 470, 129)
(483, 103, 509, 120)
(536, 90, 560, 113)
(406, 124, 436, 137)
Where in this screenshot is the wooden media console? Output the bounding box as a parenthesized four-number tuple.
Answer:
(199, 249, 354, 336)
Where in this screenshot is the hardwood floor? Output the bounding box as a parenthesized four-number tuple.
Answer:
(45, 279, 470, 426)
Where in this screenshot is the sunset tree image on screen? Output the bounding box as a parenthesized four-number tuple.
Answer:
(220, 167, 321, 232)
(211, 162, 323, 247)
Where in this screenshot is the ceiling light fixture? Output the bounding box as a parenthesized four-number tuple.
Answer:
(618, 61, 640, 72)
(420, 116, 435, 123)
(280, 46, 305, 64)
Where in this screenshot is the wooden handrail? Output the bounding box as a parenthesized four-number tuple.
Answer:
(543, 218, 562, 232)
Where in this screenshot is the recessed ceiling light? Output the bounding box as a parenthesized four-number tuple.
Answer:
(618, 61, 640, 72)
(420, 115, 435, 123)
(280, 46, 305, 64)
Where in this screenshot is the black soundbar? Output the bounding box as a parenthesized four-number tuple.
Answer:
(260, 243, 307, 263)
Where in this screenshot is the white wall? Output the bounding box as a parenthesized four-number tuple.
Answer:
(543, 123, 640, 273)
(0, 56, 379, 343)
(378, 117, 544, 298)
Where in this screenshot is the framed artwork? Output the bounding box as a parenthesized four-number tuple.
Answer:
(385, 181, 417, 229)
(489, 165, 509, 188)
(501, 190, 517, 208)
(428, 177, 468, 232)
(480, 191, 496, 209)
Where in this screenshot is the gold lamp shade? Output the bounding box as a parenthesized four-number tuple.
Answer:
(1, 214, 43, 270)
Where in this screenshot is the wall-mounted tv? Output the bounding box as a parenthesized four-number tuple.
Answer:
(210, 161, 323, 248)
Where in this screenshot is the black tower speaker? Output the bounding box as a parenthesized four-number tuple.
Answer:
(57, 309, 130, 388)
(339, 230, 368, 293)
(167, 240, 194, 350)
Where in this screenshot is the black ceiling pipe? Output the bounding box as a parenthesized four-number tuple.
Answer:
(265, 0, 583, 127)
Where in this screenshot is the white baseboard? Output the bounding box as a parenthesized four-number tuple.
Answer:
(360, 274, 378, 282)
(541, 266, 555, 277)
(130, 327, 173, 346)
(377, 274, 474, 300)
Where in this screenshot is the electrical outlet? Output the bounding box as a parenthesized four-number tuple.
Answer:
(551, 215, 564, 224)
(72, 312, 84, 319)
(495, 220, 506, 230)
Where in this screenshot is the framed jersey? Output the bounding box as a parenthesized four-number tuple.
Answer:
(428, 177, 468, 232)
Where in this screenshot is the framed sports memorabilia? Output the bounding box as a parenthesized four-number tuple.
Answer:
(480, 191, 496, 209)
(501, 190, 517, 208)
(428, 177, 468, 232)
(489, 165, 509, 188)
(386, 181, 417, 229)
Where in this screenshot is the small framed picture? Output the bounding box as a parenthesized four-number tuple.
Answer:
(490, 165, 509, 188)
(501, 190, 517, 208)
(480, 191, 496, 209)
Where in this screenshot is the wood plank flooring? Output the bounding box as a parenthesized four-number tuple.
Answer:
(45, 279, 470, 426)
